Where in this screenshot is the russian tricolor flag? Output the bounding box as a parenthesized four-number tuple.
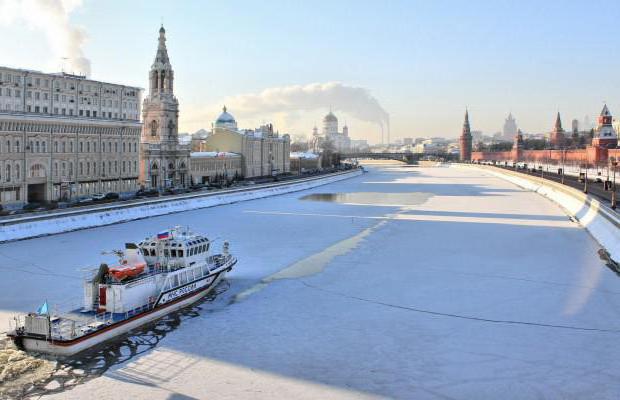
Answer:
(157, 231, 170, 240)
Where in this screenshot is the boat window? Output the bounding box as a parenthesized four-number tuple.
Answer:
(171, 249, 177, 257)
(189, 248, 193, 256)
(178, 250, 183, 257)
(202, 265, 210, 275)
(202, 244, 207, 253)
(164, 249, 169, 257)
(179, 272, 187, 285)
(171, 275, 178, 287)
(150, 249, 156, 256)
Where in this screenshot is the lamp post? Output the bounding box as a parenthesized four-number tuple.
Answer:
(561, 147, 565, 185)
(584, 162, 588, 194)
(611, 158, 617, 210)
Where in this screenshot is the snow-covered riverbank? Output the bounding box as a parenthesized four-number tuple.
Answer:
(2, 164, 619, 399)
(0, 170, 361, 243)
(458, 164, 620, 262)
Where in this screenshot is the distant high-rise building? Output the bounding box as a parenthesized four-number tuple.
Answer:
(550, 112, 565, 149)
(592, 104, 618, 148)
(459, 109, 472, 161)
(571, 119, 579, 134)
(502, 113, 518, 141)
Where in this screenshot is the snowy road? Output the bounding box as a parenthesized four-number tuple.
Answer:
(3, 163, 620, 399)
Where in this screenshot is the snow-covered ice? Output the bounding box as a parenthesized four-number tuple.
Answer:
(2, 163, 620, 399)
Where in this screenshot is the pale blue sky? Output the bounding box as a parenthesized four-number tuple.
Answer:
(1, 0, 618, 143)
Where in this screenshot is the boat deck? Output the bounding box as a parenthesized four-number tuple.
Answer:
(50, 303, 155, 341)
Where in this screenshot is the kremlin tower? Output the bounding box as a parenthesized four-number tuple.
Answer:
(459, 109, 473, 161)
(550, 112, 565, 149)
(512, 129, 524, 161)
(592, 104, 618, 148)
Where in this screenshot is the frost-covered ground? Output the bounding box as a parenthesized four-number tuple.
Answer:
(2, 162, 620, 399)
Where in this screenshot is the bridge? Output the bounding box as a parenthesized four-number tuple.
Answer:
(345, 152, 457, 164)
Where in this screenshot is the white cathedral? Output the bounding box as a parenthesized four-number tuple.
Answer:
(312, 111, 351, 153)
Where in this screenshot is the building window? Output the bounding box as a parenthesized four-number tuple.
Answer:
(150, 120, 158, 136)
(5, 164, 10, 182)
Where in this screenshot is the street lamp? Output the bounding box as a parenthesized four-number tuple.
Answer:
(611, 158, 617, 210)
(560, 147, 565, 185)
(584, 162, 588, 194)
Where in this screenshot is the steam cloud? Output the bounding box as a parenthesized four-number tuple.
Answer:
(223, 82, 390, 130)
(0, 0, 91, 76)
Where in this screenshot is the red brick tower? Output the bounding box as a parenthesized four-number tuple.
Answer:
(459, 109, 473, 161)
(512, 129, 524, 162)
(592, 104, 618, 148)
(550, 112, 565, 149)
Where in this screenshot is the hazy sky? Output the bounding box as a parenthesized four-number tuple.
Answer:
(0, 0, 618, 143)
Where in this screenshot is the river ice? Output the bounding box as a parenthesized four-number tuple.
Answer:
(2, 163, 620, 399)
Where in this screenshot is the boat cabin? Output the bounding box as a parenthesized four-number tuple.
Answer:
(138, 227, 211, 270)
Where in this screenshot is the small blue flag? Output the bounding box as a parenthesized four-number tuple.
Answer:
(37, 300, 49, 315)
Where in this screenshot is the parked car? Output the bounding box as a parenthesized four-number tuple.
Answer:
(22, 202, 43, 211)
(91, 193, 106, 201)
(104, 192, 120, 200)
(118, 192, 136, 201)
(76, 196, 94, 204)
(136, 188, 159, 198)
(163, 187, 190, 196)
(189, 184, 208, 191)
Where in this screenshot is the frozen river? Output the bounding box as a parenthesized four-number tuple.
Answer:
(2, 163, 620, 399)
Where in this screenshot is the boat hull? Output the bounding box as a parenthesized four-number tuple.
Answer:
(15, 271, 228, 356)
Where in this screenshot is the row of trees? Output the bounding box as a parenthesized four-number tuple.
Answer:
(475, 130, 596, 152)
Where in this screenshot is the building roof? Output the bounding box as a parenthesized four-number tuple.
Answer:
(323, 111, 338, 122)
(290, 152, 319, 159)
(190, 151, 240, 158)
(601, 104, 611, 117)
(216, 106, 236, 123)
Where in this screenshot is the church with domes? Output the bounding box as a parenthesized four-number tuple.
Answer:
(192, 106, 290, 178)
(214, 106, 238, 131)
(313, 111, 351, 153)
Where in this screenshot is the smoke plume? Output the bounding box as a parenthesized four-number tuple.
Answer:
(0, 0, 91, 76)
(222, 82, 390, 129)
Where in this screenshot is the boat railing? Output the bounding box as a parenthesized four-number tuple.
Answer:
(207, 254, 234, 269)
(49, 301, 156, 340)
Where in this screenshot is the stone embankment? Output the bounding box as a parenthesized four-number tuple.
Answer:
(0, 170, 362, 243)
